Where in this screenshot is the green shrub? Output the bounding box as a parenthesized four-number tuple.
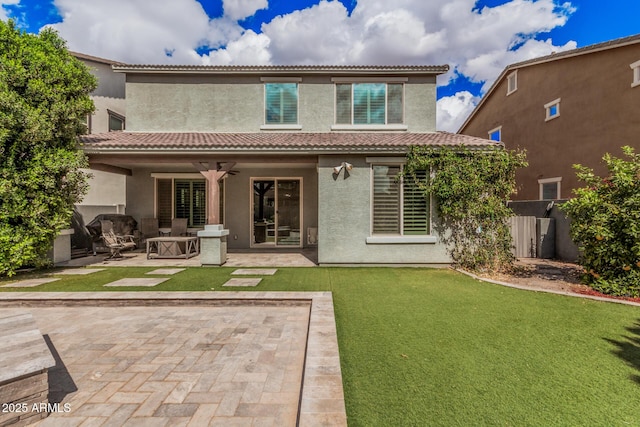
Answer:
(561, 146, 640, 297)
(0, 20, 96, 276)
(405, 145, 527, 273)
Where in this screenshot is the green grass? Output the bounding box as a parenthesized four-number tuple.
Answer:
(2, 266, 640, 425)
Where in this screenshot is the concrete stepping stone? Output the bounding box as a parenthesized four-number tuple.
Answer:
(56, 268, 105, 275)
(232, 268, 277, 276)
(222, 278, 262, 287)
(104, 278, 169, 287)
(146, 268, 185, 275)
(1, 278, 59, 288)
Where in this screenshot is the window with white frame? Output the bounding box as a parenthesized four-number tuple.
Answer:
(264, 82, 298, 125)
(155, 177, 224, 228)
(372, 165, 429, 235)
(631, 60, 640, 87)
(336, 82, 404, 125)
(507, 70, 517, 95)
(544, 98, 561, 121)
(538, 177, 562, 200)
(107, 109, 125, 131)
(488, 126, 502, 142)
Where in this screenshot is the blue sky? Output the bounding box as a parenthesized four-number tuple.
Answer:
(1, 0, 638, 130)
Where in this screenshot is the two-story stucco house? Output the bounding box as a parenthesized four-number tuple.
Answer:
(459, 34, 640, 201)
(79, 63, 499, 265)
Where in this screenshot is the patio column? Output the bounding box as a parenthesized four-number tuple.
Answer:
(197, 160, 233, 266)
(198, 160, 235, 225)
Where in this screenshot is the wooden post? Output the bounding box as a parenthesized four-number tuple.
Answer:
(199, 160, 235, 225)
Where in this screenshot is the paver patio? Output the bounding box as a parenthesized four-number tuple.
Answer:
(0, 278, 60, 288)
(222, 278, 263, 287)
(0, 292, 346, 426)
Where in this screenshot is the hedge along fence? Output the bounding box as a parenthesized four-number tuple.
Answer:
(405, 145, 528, 273)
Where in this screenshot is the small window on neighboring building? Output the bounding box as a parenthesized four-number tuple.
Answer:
(265, 82, 298, 125)
(631, 60, 640, 87)
(538, 177, 562, 200)
(488, 126, 502, 142)
(82, 114, 92, 134)
(108, 109, 125, 131)
(507, 71, 517, 95)
(544, 98, 560, 121)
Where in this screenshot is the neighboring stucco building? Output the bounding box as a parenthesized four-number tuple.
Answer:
(79, 63, 499, 264)
(458, 34, 640, 201)
(71, 52, 128, 222)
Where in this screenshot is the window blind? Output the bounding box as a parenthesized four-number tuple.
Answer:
(403, 170, 429, 235)
(265, 83, 298, 124)
(335, 84, 352, 124)
(387, 83, 403, 124)
(372, 165, 400, 233)
(354, 83, 386, 124)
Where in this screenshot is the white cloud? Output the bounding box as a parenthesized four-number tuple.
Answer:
(436, 91, 480, 132)
(48, 0, 214, 63)
(202, 30, 271, 65)
(262, 0, 353, 64)
(222, 0, 267, 21)
(0, 0, 21, 22)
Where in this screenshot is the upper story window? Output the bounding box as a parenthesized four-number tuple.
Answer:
(507, 71, 517, 95)
(631, 60, 640, 87)
(488, 126, 502, 141)
(544, 98, 561, 122)
(265, 82, 298, 125)
(107, 109, 125, 131)
(333, 78, 406, 128)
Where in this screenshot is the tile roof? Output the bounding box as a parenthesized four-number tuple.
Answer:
(80, 131, 500, 154)
(506, 33, 640, 70)
(111, 64, 450, 75)
(70, 51, 121, 65)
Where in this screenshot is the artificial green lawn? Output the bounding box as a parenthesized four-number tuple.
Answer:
(2, 267, 640, 425)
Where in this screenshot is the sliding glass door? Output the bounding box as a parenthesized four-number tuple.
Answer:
(252, 178, 301, 247)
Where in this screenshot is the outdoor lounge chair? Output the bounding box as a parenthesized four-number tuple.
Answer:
(140, 218, 160, 242)
(170, 218, 188, 237)
(102, 230, 136, 260)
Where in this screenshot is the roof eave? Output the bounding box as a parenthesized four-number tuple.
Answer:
(111, 65, 450, 76)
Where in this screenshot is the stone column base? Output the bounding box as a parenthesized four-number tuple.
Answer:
(197, 225, 229, 266)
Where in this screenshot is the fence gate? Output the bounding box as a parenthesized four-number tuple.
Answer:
(509, 216, 536, 258)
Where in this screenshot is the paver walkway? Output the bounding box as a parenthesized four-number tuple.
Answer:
(0, 292, 346, 426)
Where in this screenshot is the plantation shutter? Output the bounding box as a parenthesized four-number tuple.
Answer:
(387, 83, 403, 124)
(335, 84, 352, 124)
(175, 180, 207, 227)
(191, 181, 206, 227)
(156, 179, 172, 228)
(354, 83, 385, 124)
(372, 165, 400, 233)
(265, 83, 297, 124)
(403, 170, 429, 235)
(174, 180, 191, 224)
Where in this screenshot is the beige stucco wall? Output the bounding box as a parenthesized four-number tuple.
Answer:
(76, 57, 128, 224)
(317, 154, 449, 264)
(125, 73, 437, 132)
(460, 43, 640, 200)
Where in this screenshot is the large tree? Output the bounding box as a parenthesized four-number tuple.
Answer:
(0, 20, 96, 276)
